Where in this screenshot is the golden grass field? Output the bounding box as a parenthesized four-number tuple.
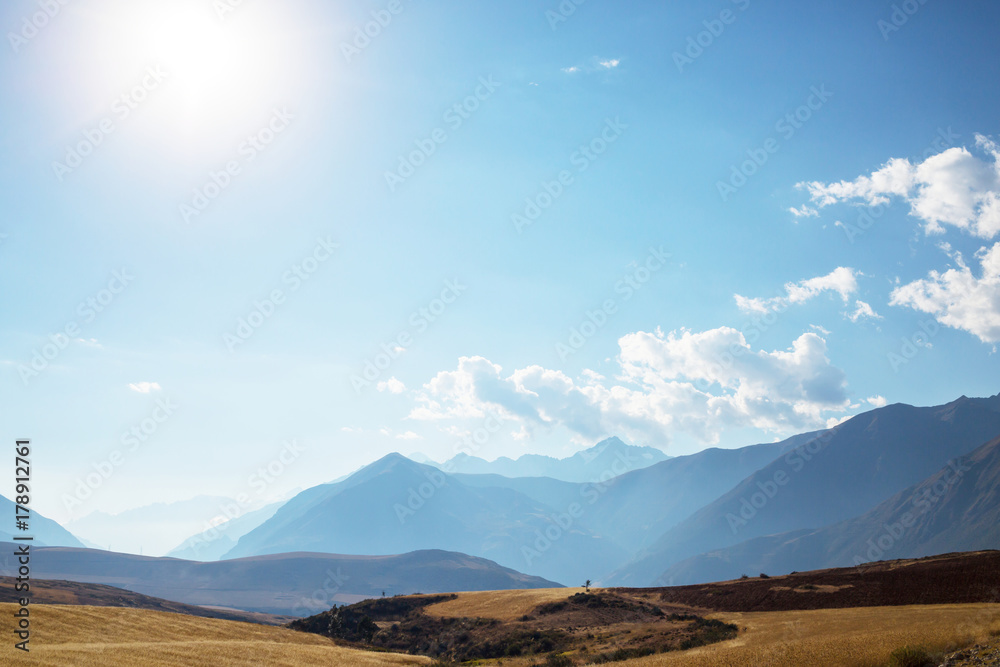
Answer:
(423, 587, 582, 621)
(0, 603, 430, 667)
(425, 589, 1000, 667)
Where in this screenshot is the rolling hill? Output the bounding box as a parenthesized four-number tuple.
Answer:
(0, 544, 558, 616)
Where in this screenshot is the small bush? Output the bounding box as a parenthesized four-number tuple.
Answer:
(759, 573, 770, 579)
(887, 645, 933, 667)
(740, 574, 749, 580)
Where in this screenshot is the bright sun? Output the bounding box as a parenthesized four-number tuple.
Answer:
(55, 0, 310, 163)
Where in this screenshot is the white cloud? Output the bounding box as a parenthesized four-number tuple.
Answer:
(890, 241, 1000, 343)
(866, 395, 888, 408)
(395, 431, 422, 441)
(798, 134, 1000, 239)
(847, 300, 882, 323)
(789, 205, 819, 218)
(735, 267, 859, 315)
(409, 328, 850, 446)
(598, 59, 621, 69)
(809, 324, 832, 335)
(128, 382, 161, 394)
(377, 377, 407, 394)
(561, 66, 580, 74)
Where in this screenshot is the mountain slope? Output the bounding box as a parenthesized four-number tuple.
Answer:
(0, 544, 559, 616)
(66, 495, 240, 556)
(429, 436, 669, 482)
(661, 433, 1000, 584)
(0, 494, 83, 547)
(225, 454, 629, 585)
(609, 394, 1000, 585)
(167, 502, 284, 561)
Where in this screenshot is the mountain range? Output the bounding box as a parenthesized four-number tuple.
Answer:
(422, 436, 670, 482)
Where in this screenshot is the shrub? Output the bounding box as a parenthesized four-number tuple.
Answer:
(759, 573, 770, 579)
(740, 574, 749, 580)
(887, 645, 933, 667)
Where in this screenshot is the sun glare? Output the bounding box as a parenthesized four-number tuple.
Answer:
(55, 0, 311, 163)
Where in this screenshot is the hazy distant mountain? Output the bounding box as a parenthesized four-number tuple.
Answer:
(0, 495, 83, 548)
(449, 432, 822, 556)
(577, 430, 824, 553)
(66, 495, 243, 556)
(225, 454, 629, 585)
(0, 544, 558, 616)
(426, 437, 669, 482)
(167, 502, 284, 561)
(661, 432, 1000, 584)
(608, 394, 1000, 586)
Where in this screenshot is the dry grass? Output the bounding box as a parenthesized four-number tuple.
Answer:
(422, 587, 583, 621)
(625, 603, 1000, 667)
(0, 603, 430, 666)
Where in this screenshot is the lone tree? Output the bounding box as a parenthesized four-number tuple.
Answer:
(584, 579, 592, 592)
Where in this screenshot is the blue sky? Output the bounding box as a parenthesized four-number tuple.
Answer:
(2, 0, 999, 523)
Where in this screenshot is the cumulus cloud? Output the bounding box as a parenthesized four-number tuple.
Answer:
(798, 135, 1000, 238)
(409, 328, 850, 446)
(598, 59, 621, 69)
(377, 377, 407, 394)
(735, 267, 859, 315)
(890, 241, 1000, 343)
(128, 382, 161, 394)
